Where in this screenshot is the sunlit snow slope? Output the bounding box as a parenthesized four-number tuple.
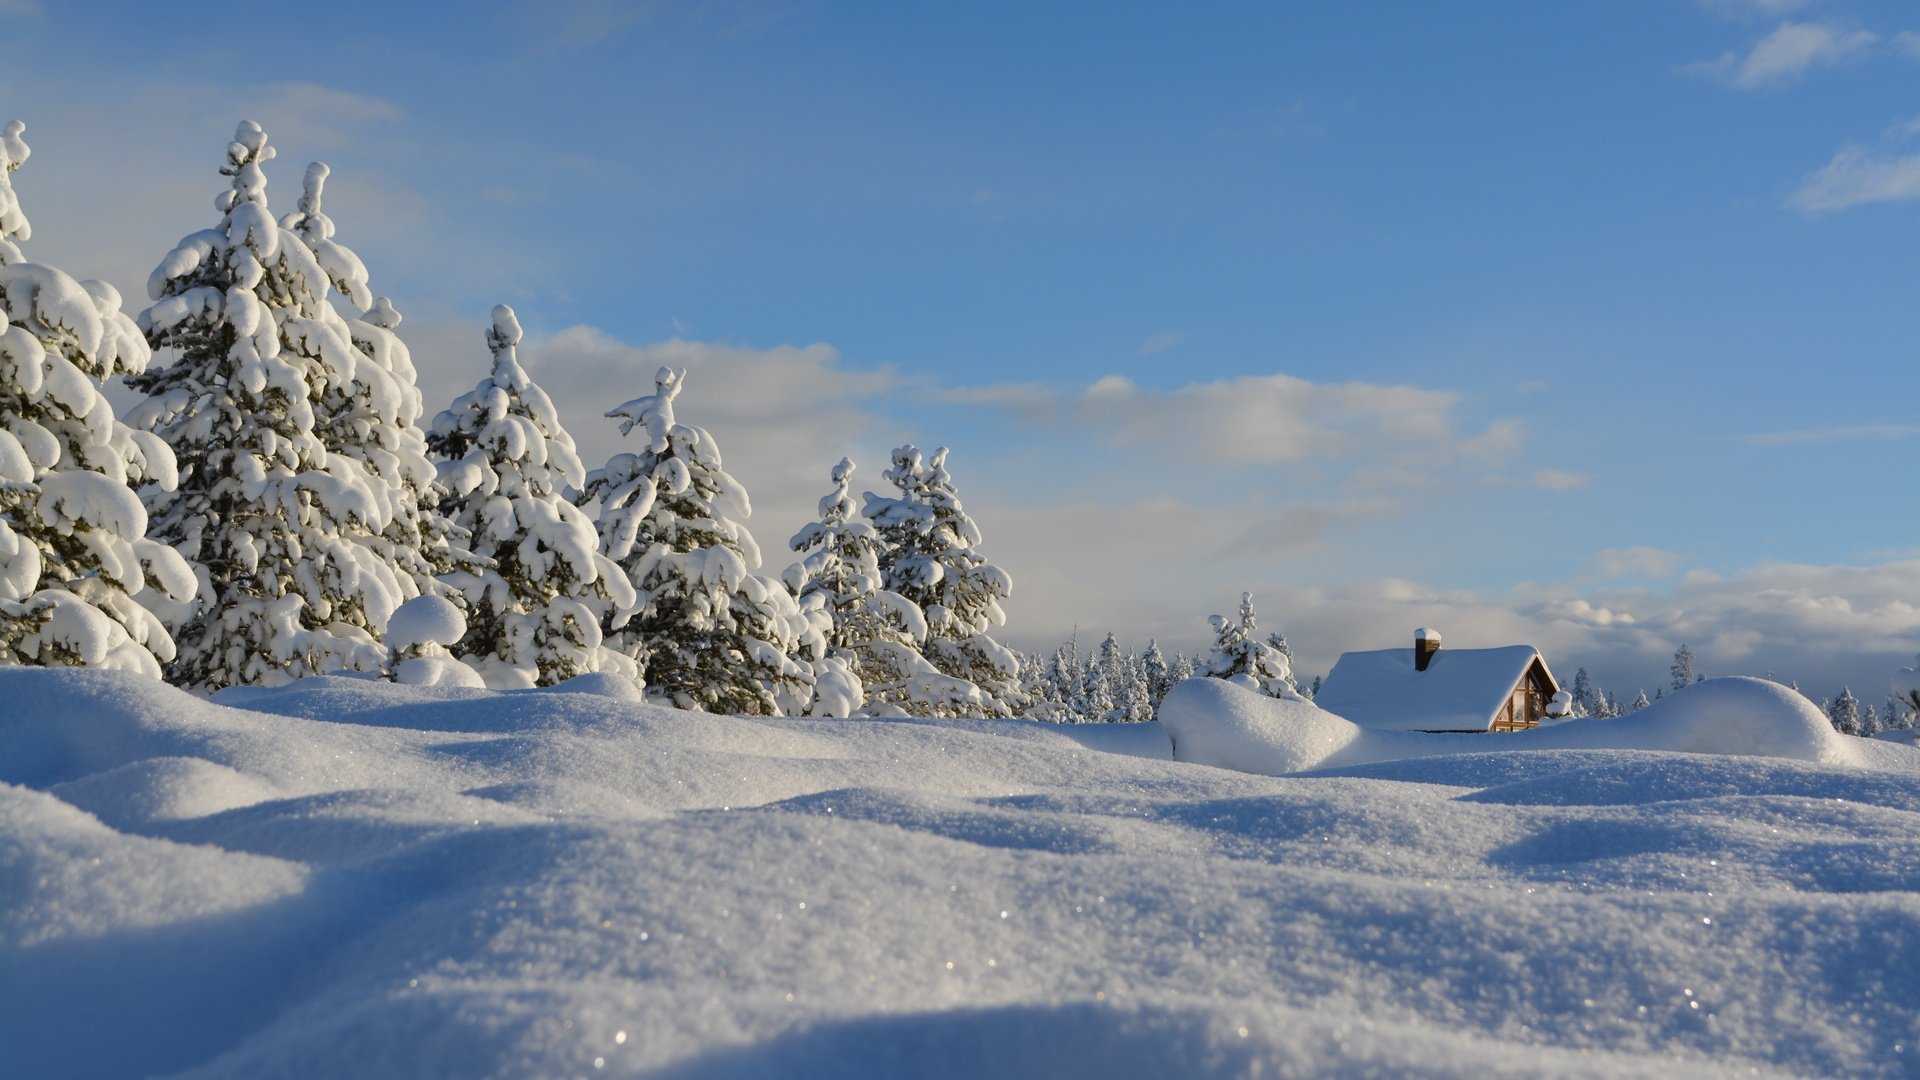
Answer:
(3, 669, 1918, 1079)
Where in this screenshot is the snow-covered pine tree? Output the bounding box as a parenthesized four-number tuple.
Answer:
(1860, 701, 1881, 738)
(1568, 667, 1598, 718)
(1670, 644, 1696, 692)
(1082, 632, 1120, 722)
(1118, 651, 1153, 722)
(863, 444, 1021, 717)
(1265, 630, 1294, 665)
(428, 305, 636, 688)
(789, 456, 969, 716)
(129, 120, 416, 689)
(582, 364, 819, 714)
(1628, 689, 1650, 712)
(1827, 686, 1860, 736)
(0, 120, 195, 674)
(1199, 592, 1296, 697)
(280, 161, 467, 597)
(1142, 639, 1174, 711)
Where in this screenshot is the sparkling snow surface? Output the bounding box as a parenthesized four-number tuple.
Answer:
(4, 670, 1919, 1079)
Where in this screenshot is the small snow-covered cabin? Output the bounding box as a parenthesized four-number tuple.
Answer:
(1313, 629, 1560, 733)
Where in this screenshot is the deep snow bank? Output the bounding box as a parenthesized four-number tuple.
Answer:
(4, 668, 1919, 1079)
(1162, 675, 1874, 776)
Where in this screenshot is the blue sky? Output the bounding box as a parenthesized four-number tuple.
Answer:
(1, 0, 1915, 699)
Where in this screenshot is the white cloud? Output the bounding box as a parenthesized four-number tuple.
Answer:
(1737, 423, 1920, 444)
(948, 372, 1521, 478)
(1593, 547, 1683, 579)
(1687, 22, 1878, 88)
(1896, 31, 1920, 59)
(1789, 146, 1920, 211)
(981, 495, 1399, 652)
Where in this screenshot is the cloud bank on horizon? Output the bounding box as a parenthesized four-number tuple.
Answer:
(0, 0, 1912, 697)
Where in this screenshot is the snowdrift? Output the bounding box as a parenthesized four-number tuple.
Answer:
(4, 668, 1920, 1079)
(1162, 675, 1877, 776)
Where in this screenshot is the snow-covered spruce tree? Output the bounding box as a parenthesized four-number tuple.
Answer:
(1670, 644, 1697, 692)
(1627, 689, 1650, 712)
(1827, 686, 1860, 736)
(1142, 639, 1173, 706)
(427, 305, 635, 689)
(1567, 667, 1599, 718)
(280, 162, 468, 597)
(129, 121, 424, 689)
(582, 364, 818, 715)
(1199, 592, 1298, 698)
(0, 120, 195, 674)
(863, 444, 1021, 717)
(787, 456, 979, 717)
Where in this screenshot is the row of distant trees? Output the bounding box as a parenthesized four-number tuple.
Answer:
(1020, 593, 1298, 723)
(0, 119, 1030, 717)
(1025, 620, 1920, 736)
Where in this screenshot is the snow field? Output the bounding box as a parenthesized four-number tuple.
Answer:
(3, 669, 1919, 1078)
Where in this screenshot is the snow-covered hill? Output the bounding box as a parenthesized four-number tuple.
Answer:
(4, 669, 1918, 1078)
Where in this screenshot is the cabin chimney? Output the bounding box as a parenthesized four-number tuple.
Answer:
(1414, 627, 1441, 672)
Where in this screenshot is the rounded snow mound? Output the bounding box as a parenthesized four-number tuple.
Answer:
(522, 671, 648, 703)
(393, 656, 486, 689)
(47, 756, 280, 829)
(386, 595, 465, 652)
(1160, 677, 1367, 775)
(1571, 676, 1860, 765)
(1158, 674, 1865, 777)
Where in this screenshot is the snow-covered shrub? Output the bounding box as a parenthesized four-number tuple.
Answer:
(128, 121, 419, 689)
(1199, 592, 1299, 699)
(862, 445, 1021, 717)
(0, 120, 194, 677)
(385, 594, 482, 688)
(581, 365, 818, 715)
(427, 305, 636, 689)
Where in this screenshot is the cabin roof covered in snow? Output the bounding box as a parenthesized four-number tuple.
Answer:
(1313, 645, 1551, 732)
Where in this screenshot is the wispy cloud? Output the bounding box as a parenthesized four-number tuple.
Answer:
(1788, 101, 1920, 213)
(1897, 31, 1920, 59)
(1736, 423, 1920, 445)
(1789, 148, 1920, 210)
(1686, 21, 1878, 88)
(1593, 546, 1683, 579)
(1528, 468, 1589, 492)
(1696, 0, 1812, 17)
(1137, 331, 1184, 356)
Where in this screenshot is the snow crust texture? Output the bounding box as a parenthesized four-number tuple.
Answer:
(3, 668, 1918, 1079)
